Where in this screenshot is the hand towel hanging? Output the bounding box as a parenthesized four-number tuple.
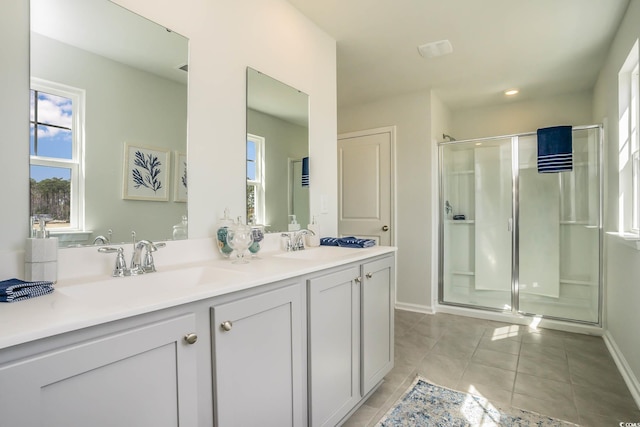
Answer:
(301, 157, 309, 187)
(537, 125, 573, 173)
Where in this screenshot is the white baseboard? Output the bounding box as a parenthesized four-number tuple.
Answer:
(603, 331, 640, 409)
(395, 301, 434, 314)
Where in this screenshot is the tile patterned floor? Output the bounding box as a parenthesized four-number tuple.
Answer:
(343, 310, 640, 426)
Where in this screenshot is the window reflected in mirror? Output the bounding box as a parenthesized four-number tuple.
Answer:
(246, 134, 265, 224)
(29, 82, 81, 232)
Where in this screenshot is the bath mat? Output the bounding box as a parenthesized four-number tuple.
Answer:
(376, 376, 578, 426)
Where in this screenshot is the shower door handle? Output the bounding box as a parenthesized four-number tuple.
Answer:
(508, 218, 513, 232)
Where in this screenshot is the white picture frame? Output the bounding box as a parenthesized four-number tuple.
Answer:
(174, 151, 187, 203)
(122, 143, 170, 201)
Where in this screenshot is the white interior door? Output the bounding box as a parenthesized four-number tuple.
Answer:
(338, 127, 394, 246)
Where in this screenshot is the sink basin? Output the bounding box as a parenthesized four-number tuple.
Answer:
(273, 246, 356, 261)
(58, 265, 248, 306)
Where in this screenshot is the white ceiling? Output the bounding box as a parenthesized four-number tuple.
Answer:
(286, 0, 630, 110)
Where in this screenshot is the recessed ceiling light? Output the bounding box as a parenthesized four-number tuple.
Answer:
(417, 40, 453, 59)
(504, 89, 519, 96)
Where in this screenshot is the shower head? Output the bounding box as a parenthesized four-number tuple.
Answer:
(443, 134, 456, 142)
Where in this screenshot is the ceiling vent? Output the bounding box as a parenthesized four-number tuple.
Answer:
(417, 40, 453, 59)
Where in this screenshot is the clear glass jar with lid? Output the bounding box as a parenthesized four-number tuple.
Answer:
(172, 215, 188, 240)
(215, 209, 235, 258)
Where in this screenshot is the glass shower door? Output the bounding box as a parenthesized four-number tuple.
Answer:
(517, 128, 601, 323)
(440, 137, 513, 310)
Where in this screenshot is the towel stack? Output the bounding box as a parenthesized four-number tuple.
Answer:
(320, 236, 376, 248)
(0, 278, 54, 303)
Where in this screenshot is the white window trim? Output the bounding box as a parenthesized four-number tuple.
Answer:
(247, 133, 265, 225)
(30, 77, 86, 231)
(631, 63, 639, 232)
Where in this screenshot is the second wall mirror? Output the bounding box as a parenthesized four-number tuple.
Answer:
(246, 68, 309, 232)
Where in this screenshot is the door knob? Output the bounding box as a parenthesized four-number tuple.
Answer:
(355, 276, 362, 284)
(184, 333, 198, 344)
(382, 225, 389, 232)
(221, 321, 233, 332)
(366, 272, 373, 279)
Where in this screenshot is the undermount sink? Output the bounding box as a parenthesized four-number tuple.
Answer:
(273, 246, 357, 261)
(58, 264, 248, 306)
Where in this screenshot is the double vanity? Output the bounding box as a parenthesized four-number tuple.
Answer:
(0, 240, 396, 427)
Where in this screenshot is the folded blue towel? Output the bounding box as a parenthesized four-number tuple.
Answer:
(302, 157, 309, 187)
(537, 126, 573, 173)
(320, 237, 376, 248)
(0, 278, 54, 303)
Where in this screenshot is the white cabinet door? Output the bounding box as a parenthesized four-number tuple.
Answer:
(308, 266, 360, 427)
(212, 283, 304, 427)
(361, 256, 395, 395)
(0, 314, 198, 427)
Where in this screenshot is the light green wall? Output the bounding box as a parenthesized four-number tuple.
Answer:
(247, 108, 308, 232)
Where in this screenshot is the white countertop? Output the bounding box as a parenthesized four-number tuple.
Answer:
(0, 243, 396, 350)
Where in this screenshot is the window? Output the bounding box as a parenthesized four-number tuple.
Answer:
(246, 134, 265, 224)
(30, 79, 85, 231)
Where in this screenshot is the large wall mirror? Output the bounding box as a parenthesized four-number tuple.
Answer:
(246, 68, 309, 232)
(30, 0, 188, 247)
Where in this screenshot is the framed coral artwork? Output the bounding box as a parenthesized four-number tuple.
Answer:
(122, 143, 170, 201)
(174, 151, 187, 203)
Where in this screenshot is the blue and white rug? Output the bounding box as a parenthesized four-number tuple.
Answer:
(376, 376, 578, 427)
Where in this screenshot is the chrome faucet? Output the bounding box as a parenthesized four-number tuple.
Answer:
(98, 239, 165, 277)
(98, 247, 128, 277)
(130, 240, 163, 275)
(281, 229, 315, 251)
(93, 229, 113, 245)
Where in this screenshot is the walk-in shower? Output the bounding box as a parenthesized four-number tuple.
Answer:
(438, 125, 602, 324)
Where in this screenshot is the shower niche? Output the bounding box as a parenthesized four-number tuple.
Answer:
(439, 126, 602, 324)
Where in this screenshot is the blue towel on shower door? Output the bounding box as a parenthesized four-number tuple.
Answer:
(301, 157, 309, 187)
(537, 125, 573, 173)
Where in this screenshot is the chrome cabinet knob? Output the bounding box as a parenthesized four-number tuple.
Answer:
(184, 333, 198, 344)
(382, 225, 389, 232)
(366, 272, 373, 279)
(221, 321, 233, 332)
(355, 277, 362, 284)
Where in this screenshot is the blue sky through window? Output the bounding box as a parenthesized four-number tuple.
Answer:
(247, 140, 256, 180)
(30, 90, 73, 182)
(30, 165, 71, 182)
